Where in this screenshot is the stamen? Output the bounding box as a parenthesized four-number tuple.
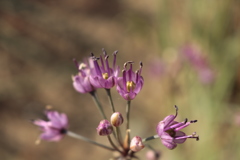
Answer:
(139, 61, 143, 75)
(126, 81, 136, 92)
(72, 58, 79, 69)
(79, 63, 87, 70)
(35, 138, 41, 145)
(174, 105, 178, 117)
(102, 73, 109, 79)
(124, 61, 134, 69)
(100, 55, 106, 72)
(46, 105, 53, 110)
(112, 50, 118, 69)
(190, 120, 198, 123)
(184, 118, 188, 124)
(102, 48, 107, 56)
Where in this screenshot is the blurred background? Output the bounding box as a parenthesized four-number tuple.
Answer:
(0, 0, 240, 159)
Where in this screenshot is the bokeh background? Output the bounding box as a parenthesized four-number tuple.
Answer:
(1, 0, 240, 160)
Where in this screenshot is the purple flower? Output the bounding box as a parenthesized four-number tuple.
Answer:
(33, 110, 68, 142)
(181, 44, 215, 84)
(89, 49, 119, 89)
(96, 120, 113, 136)
(116, 61, 144, 100)
(72, 58, 96, 93)
(156, 106, 199, 149)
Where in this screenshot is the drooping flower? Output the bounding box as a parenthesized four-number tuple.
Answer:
(89, 49, 119, 89)
(110, 112, 124, 127)
(130, 136, 145, 152)
(181, 44, 215, 84)
(156, 106, 199, 149)
(116, 61, 144, 100)
(96, 120, 113, 136)
(33, 110, 68, 142)
(72, 58, 96, 93)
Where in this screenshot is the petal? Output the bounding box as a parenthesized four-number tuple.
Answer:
(47, 111, 62, 129)
(40, 130, 63, 141)
(161, 132, 177, 150)
(156, 121, 165, 136)
(173, 131, 187, 144)
(33, 120, 48, 127)
(133, 77, 144, 94)
(163, 115, 176, 128)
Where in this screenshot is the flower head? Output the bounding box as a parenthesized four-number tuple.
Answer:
(33, 110, 68, 142)
(72, 58, 96, 93)
(156, 106, 199, 149)
(130, 136, 145, 152)
(89, 49, 119, 89)
(96, 120, 113, 136)
(116, 61, 144, 100)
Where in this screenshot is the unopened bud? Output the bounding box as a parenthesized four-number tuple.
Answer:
(130, 136, 144, 152)
(96, 120, 113, 136)
(110, 112, 124, 127)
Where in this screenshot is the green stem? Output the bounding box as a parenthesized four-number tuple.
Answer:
(116, 126, 123, 147)
(107, 135, 122, 153)
(126, 100, 131, 146)
(90, 91, 107, 119)
(142, 135, 159, 142)
(106, 89, 115, 113)
(67, 131, 115, 151)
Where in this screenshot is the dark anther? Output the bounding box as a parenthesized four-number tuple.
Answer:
(190, 120, 198, 123)
(184, 118, 188, 124)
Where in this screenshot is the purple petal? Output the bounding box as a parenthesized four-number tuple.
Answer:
(163, 115, 176, 128)
(173, 131, 187, 144)
(156, 121, 165, 136)
(40, 130, 63, 141)
(160, 132, 177, 150)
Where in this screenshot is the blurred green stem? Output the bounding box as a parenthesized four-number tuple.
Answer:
(67, 131, 115, 151)
(90, 91, 107, 119)
(126, 100, 131, 146)
(106, 89, 115, 113)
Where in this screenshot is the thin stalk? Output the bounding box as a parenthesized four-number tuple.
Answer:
(116, 127, 123, 147)
(126, 100, 131, 147)
(106, 89, 115, 113)
(107, 135, 122, 153)
(142, 135, 159, 142)
(90, 91, 107, 119)
(67, 131, 115, 151)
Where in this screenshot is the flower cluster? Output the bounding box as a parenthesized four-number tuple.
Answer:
(32, 49, 199, 159)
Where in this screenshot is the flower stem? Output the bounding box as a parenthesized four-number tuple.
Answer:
(90, 91, 107, 119)
(106, 89, 115, 113)
(107, 135, 122, 153)
(126, 100, 131, 147)
(142, 135, 159, 142)
(67, 131, 115, 151)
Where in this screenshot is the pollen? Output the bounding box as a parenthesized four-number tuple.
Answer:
(126, 81, 136, 92)
(102, 73, 109, 79)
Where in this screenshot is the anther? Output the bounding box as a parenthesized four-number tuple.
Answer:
(184, 118, 188, 124)
(190, 120, 198, 123)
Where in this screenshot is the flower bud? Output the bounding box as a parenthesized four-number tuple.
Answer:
(130, 136, 144, 152)
(146, 150, 161, 160)
(96, 120, 113, 136)
(110, 112, 124, 127)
